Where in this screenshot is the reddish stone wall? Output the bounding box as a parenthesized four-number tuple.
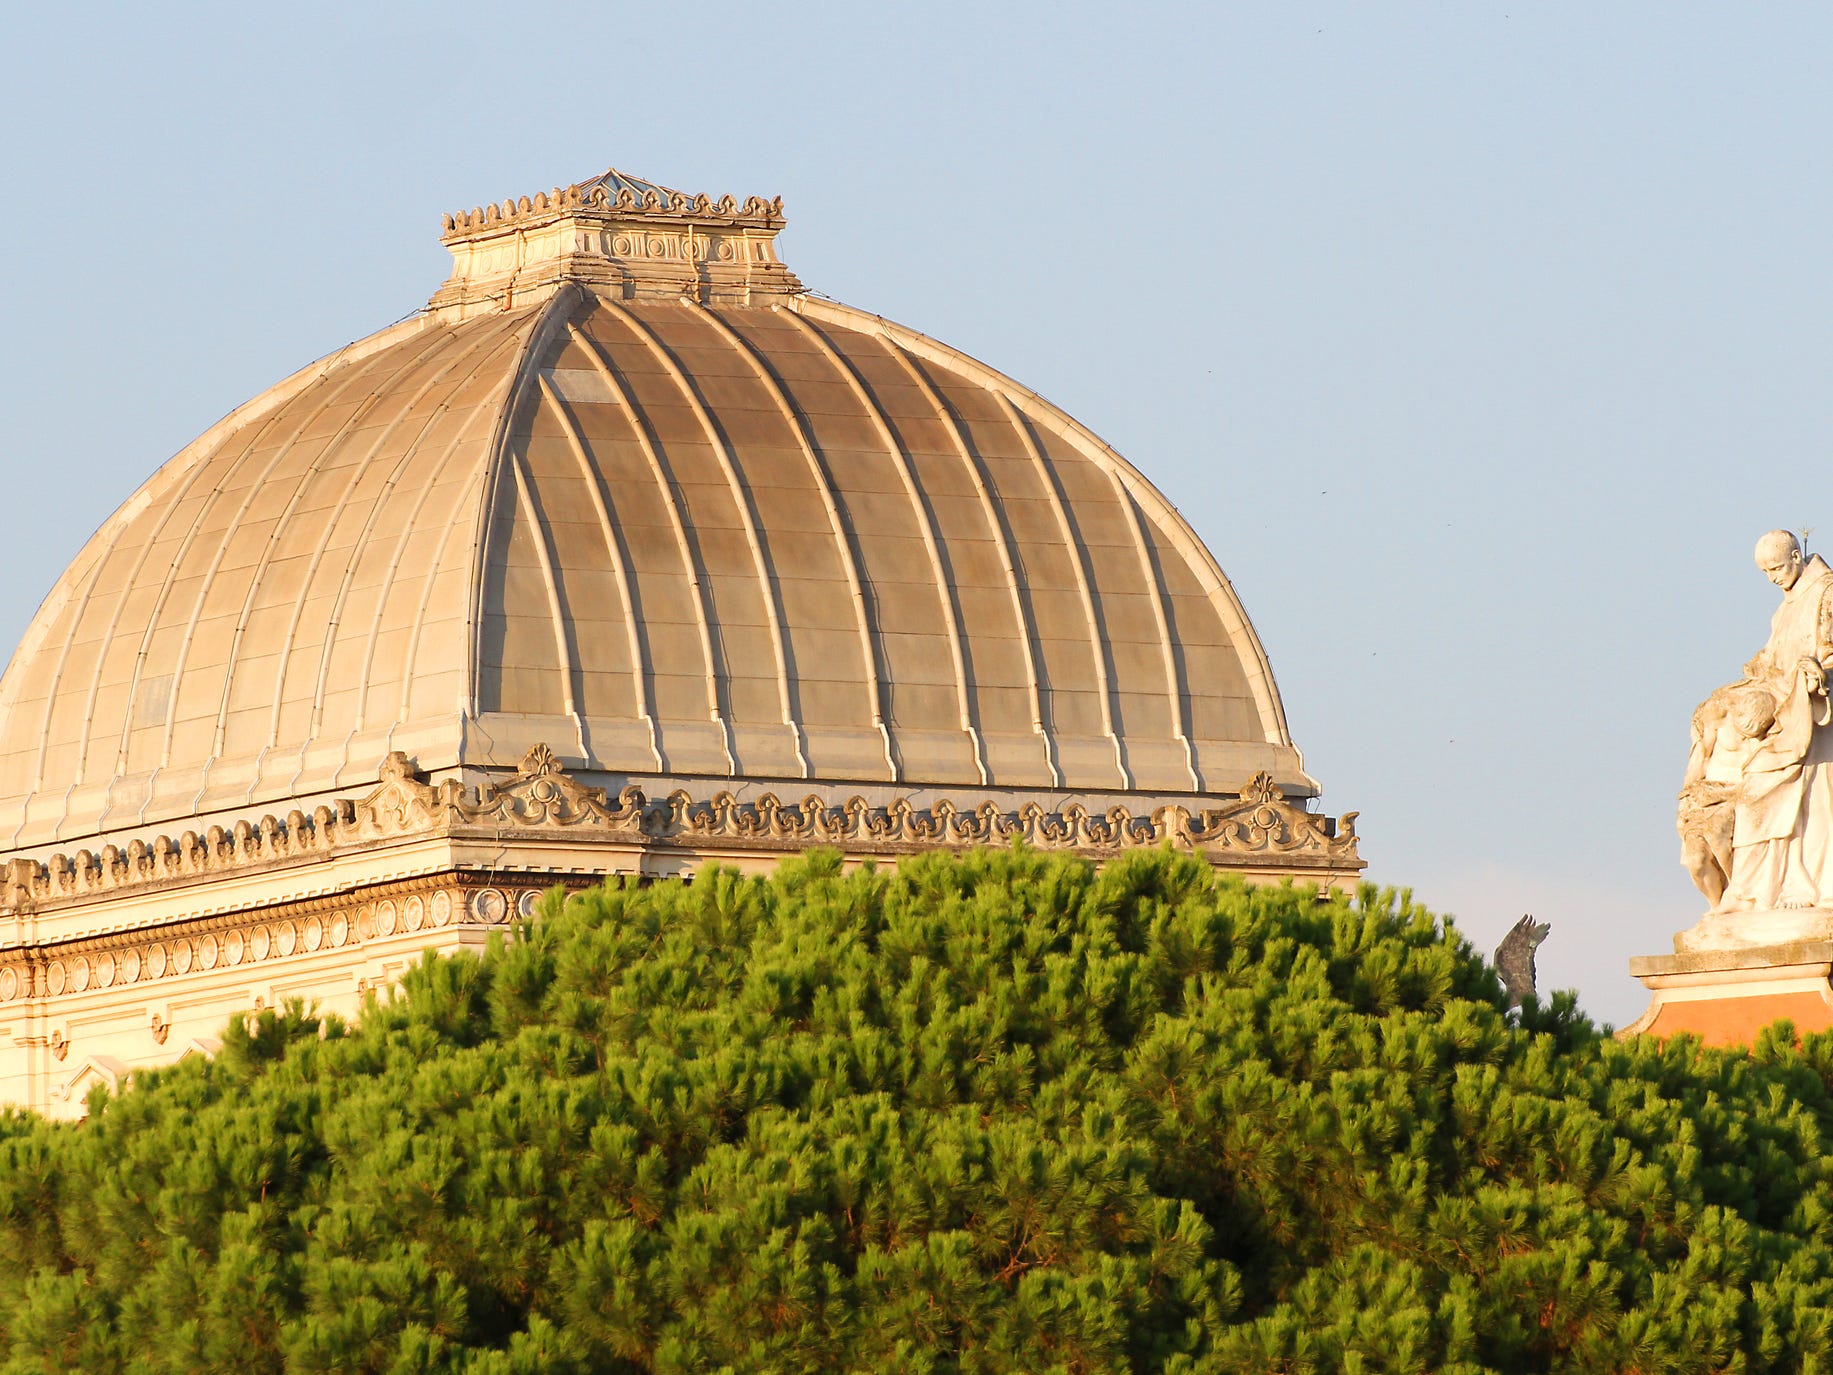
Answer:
(1638, 989, 1833, 1046)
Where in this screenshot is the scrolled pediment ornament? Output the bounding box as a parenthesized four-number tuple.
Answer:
(356, 751, 463, 838)
(1168, 770, 1360, 859)
(353, 747, 643, 838)
(454, 744, 629, 830)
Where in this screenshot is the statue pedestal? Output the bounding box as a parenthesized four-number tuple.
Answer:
(1623, 941, 1833, 1044)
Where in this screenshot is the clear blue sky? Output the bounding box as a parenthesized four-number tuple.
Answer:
(3, 2, 1827, 1024)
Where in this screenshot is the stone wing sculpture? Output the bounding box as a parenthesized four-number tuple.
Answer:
(1495, 914, 1550, 1010)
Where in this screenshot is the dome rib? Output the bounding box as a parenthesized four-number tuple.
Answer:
(788, 294, 1298, 761)
(532, 368, 665, 770)
(874, 329, 1062, 788)
(113, 335, 420, 829)
(67, 400, 285, 828)
(393, 456, 486, 748)
(775, 308, 990, 788)
(462, 291, 579, 734)
(239, 319, 501, 802)
(18, 532, 108, 819)
(1, 317, 432, 844)
(1108, 465, 1203, 791)
(214, 328, 505, 812)
(333, 314, 531, 784)
(684, 300, 900, 782)
(993, 387, 1130, 789)
(560, 318, 737, 775)
(504, 444, 587, 755)
(593, 298, 810, 778)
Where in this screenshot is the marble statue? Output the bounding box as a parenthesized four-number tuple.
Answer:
(1677, 531, 1833, 948)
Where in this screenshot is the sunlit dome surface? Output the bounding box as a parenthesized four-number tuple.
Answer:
(0, 168, 1310, 849)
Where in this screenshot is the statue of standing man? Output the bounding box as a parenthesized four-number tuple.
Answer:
(1678, 532, 1833, 948)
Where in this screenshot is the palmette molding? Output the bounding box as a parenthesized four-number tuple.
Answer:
(1, 745, 1359, 913)
(441, 184, 786, 238)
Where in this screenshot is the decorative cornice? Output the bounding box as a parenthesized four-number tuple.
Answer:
(369, 744, 1358, 866)
(3, 801, 359, 910)
(0, 746, 1360, 916)
(441, 184, 786, 241)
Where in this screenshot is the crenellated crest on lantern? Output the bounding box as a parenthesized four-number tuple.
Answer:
(428, 166, 800, 319)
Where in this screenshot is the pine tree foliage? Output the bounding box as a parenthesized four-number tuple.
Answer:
(2, 847, 1833, 1371)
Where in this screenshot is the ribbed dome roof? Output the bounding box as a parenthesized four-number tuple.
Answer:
(0, 170, 1310, 849)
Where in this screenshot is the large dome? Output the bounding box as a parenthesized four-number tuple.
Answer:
(0, 170, 1310, 851)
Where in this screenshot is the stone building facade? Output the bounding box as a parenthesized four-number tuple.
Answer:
(0, 169, 1359, 1115)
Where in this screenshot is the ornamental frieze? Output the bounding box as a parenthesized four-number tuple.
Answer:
(441, 183, 786, 239)
(367, 746, 1356, 861)
(0, 746, 1360, 914)
(0, 877, 570, 1005)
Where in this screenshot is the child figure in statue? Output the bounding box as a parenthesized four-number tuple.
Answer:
(1680, 665, 1820, 913)
(1680, 684, 1783, 908)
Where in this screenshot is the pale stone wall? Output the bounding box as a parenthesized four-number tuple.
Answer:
(0, 747, 1361, 1118)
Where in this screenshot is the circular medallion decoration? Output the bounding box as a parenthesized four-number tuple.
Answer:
(277, 922, 297, 958)
(0, 968, 19, 1002)
(378, 900, 399, 936)
(69, 957, 89, 993)
(613, 235, 631, 255)
(225, 931, 245, 966)
(397, 897, 419, 934)
(252, 926, 271, 961)
(147, 944, 166, 979)
(96, 952, 116, 988)
(516, 889, 539, 919)
(198, 935, 219, 971)
(303, 916, 323, 952)
(330, 913, 349, 948)
(470, 888, 508, 925)
(647, 236, 665, 256)
(430, 891, 452, 927)
(718, 240, 735, 260)
(46, 961, 65, 996)
(171, 941, 193, 975)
